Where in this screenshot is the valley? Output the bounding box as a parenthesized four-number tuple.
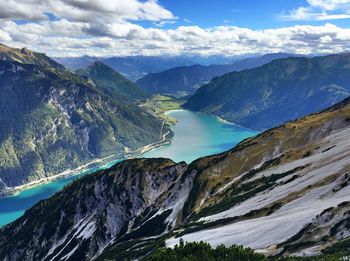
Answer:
(2, 44, 350, 260)
(136, 53, 300, 97)
(140, 95, 184, 125)
(0, 109, 257, 227)
(2, 96, 350, 260)
(3, 1, 350, 260)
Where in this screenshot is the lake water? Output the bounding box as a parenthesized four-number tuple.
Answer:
(0, 110, 258, 227)
(144, 110, 257, 163)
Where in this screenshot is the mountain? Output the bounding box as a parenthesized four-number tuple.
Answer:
(0, 44, 170, 195)
(52, 55, 97, 71)
(103, 56, 197, 82)
(0, 44, 65, 71)
(136, 53, 299, 97)
(2, 96, 350, 260)
(54, 56, 198, 81)
(54, 54, 295, 83)
(76, 61, 147, 101)
(184, 53, 350, 130)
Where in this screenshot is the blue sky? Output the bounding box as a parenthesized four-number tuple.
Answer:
(138, 0, 350, 29)
(158, 0, 297, 28)
(0, 0, 350, 57)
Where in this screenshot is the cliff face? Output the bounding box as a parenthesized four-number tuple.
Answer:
(0, 159, 190, 260)
(2, 97, 350, 260)
(0, 44, 169, 193)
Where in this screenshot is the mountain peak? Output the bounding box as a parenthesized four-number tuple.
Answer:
(20, 47, 33, 56)
(0, 44, 35, 59)
(84, 60, 119, 75)
(0, 43, 14, 52)
(0, 43, 64, 71)
(0, 44, 32, 60)
(91, 60, 109, 67)
(77, 60, 147, 100)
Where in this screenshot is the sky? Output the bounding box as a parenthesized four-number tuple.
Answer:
(1, 0, 350, 57)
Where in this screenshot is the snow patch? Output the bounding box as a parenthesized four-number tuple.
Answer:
(167, 125, 350, 252)
(167, 181, 350, 250)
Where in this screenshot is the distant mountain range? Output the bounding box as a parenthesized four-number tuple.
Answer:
(54, 53, 301, 83)
(136, 53, 301, 97)
(184, 53, 350, 130)
(2, 94, 350, 260)
(0, 44, 169, 194)
(54, 55, 199, 81)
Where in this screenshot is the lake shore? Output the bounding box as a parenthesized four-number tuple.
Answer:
(0, 130, 173, 198)
(216, 116, 235, 125)
(215, 115, 260, 132)
(140, 95, 184, 125)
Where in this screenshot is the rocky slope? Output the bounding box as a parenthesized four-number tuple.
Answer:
(184, 53, 350, 130)
(76, 61, 147, 101)
(0, 44, 170, 195)
(136, 53, 297, 97)
(2, 95, 350, 259)
(0, 159, 191, 260)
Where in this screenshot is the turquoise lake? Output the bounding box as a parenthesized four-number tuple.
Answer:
(0, 110, 258, 227)
(144, 110, 258, 163)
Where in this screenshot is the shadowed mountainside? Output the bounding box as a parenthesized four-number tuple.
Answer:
(184, 53, 350, 130)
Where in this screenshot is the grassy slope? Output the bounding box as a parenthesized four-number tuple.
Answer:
(140, 95, 184, 125)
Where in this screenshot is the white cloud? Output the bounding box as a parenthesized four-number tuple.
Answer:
(320, 34, 333, 43)
(1, 1, 350, 57)
(308, 0, 350, 11)
(154, 20, 177, 27)
(2, 19, 350, 57)
(282, 0, 350, 21)
(0, 0, 175, 23)
(223, 19, 235, 24)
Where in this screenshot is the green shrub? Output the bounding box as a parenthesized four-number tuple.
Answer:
(145, 240, 267, 261)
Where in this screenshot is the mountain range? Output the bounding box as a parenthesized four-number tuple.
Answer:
(3, 43, 350, 260)
(54, 54, 299, 84)
(0, 44, 169, 195)
(1, 93, 350, 260)
(184, 53, 350, 130)
(54, 56, 199, 82)
(136, 53, 301, 97)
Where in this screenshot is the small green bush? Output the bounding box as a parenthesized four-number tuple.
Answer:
(145, 240, 267, 261)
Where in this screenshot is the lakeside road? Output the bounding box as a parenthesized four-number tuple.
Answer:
(0, 96, 178, 198)
(0, 129, 173, 198)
